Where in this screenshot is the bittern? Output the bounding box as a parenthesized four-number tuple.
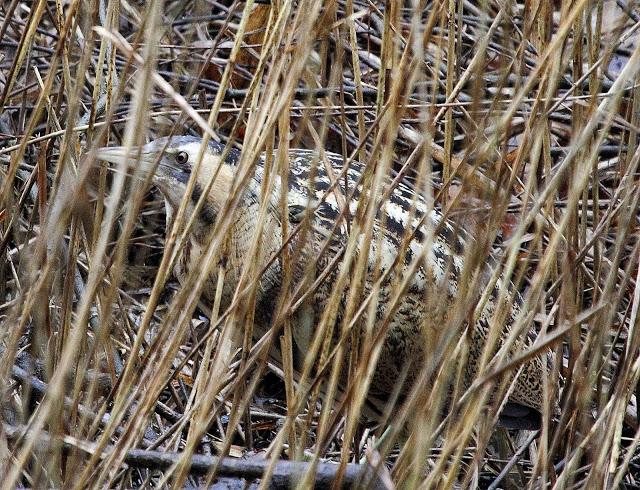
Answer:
(97, 136, 552, 429)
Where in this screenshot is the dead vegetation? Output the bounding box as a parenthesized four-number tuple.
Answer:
(1, 0, 640, 488)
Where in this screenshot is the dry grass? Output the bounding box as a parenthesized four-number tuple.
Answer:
(1, 0, 640, 488)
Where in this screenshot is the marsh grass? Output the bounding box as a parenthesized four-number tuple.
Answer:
(1, 0, 640, 488)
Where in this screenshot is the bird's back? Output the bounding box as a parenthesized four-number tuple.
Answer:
(244, 149, 547, 415)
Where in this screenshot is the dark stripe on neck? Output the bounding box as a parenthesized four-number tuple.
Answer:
(191, 183, 217, 225)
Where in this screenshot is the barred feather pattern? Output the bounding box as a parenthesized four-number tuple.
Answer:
(164, 138, 547, 414)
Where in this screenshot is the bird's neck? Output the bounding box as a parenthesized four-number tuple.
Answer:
(225, 197, 284, 293)
(173, 192, 284, 307)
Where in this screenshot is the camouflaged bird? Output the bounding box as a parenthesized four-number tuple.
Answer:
(97, 135, 551, 429)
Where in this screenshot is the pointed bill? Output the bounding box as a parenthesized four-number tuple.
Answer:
(95, 145, 158, 174)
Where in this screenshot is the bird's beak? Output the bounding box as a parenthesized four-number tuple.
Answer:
(94, 145, 157, 174)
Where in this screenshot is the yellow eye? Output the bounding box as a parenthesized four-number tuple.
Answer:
(175, 151, 189, 164)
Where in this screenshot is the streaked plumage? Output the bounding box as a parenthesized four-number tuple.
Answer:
(97, 135, 551, 428)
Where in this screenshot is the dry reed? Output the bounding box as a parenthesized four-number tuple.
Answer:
(1, 0, 639, 488)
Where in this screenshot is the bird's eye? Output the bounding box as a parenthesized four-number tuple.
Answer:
(175, 151, 189, 164)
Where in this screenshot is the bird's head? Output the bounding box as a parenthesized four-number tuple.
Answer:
(95, 136, 239, 213)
